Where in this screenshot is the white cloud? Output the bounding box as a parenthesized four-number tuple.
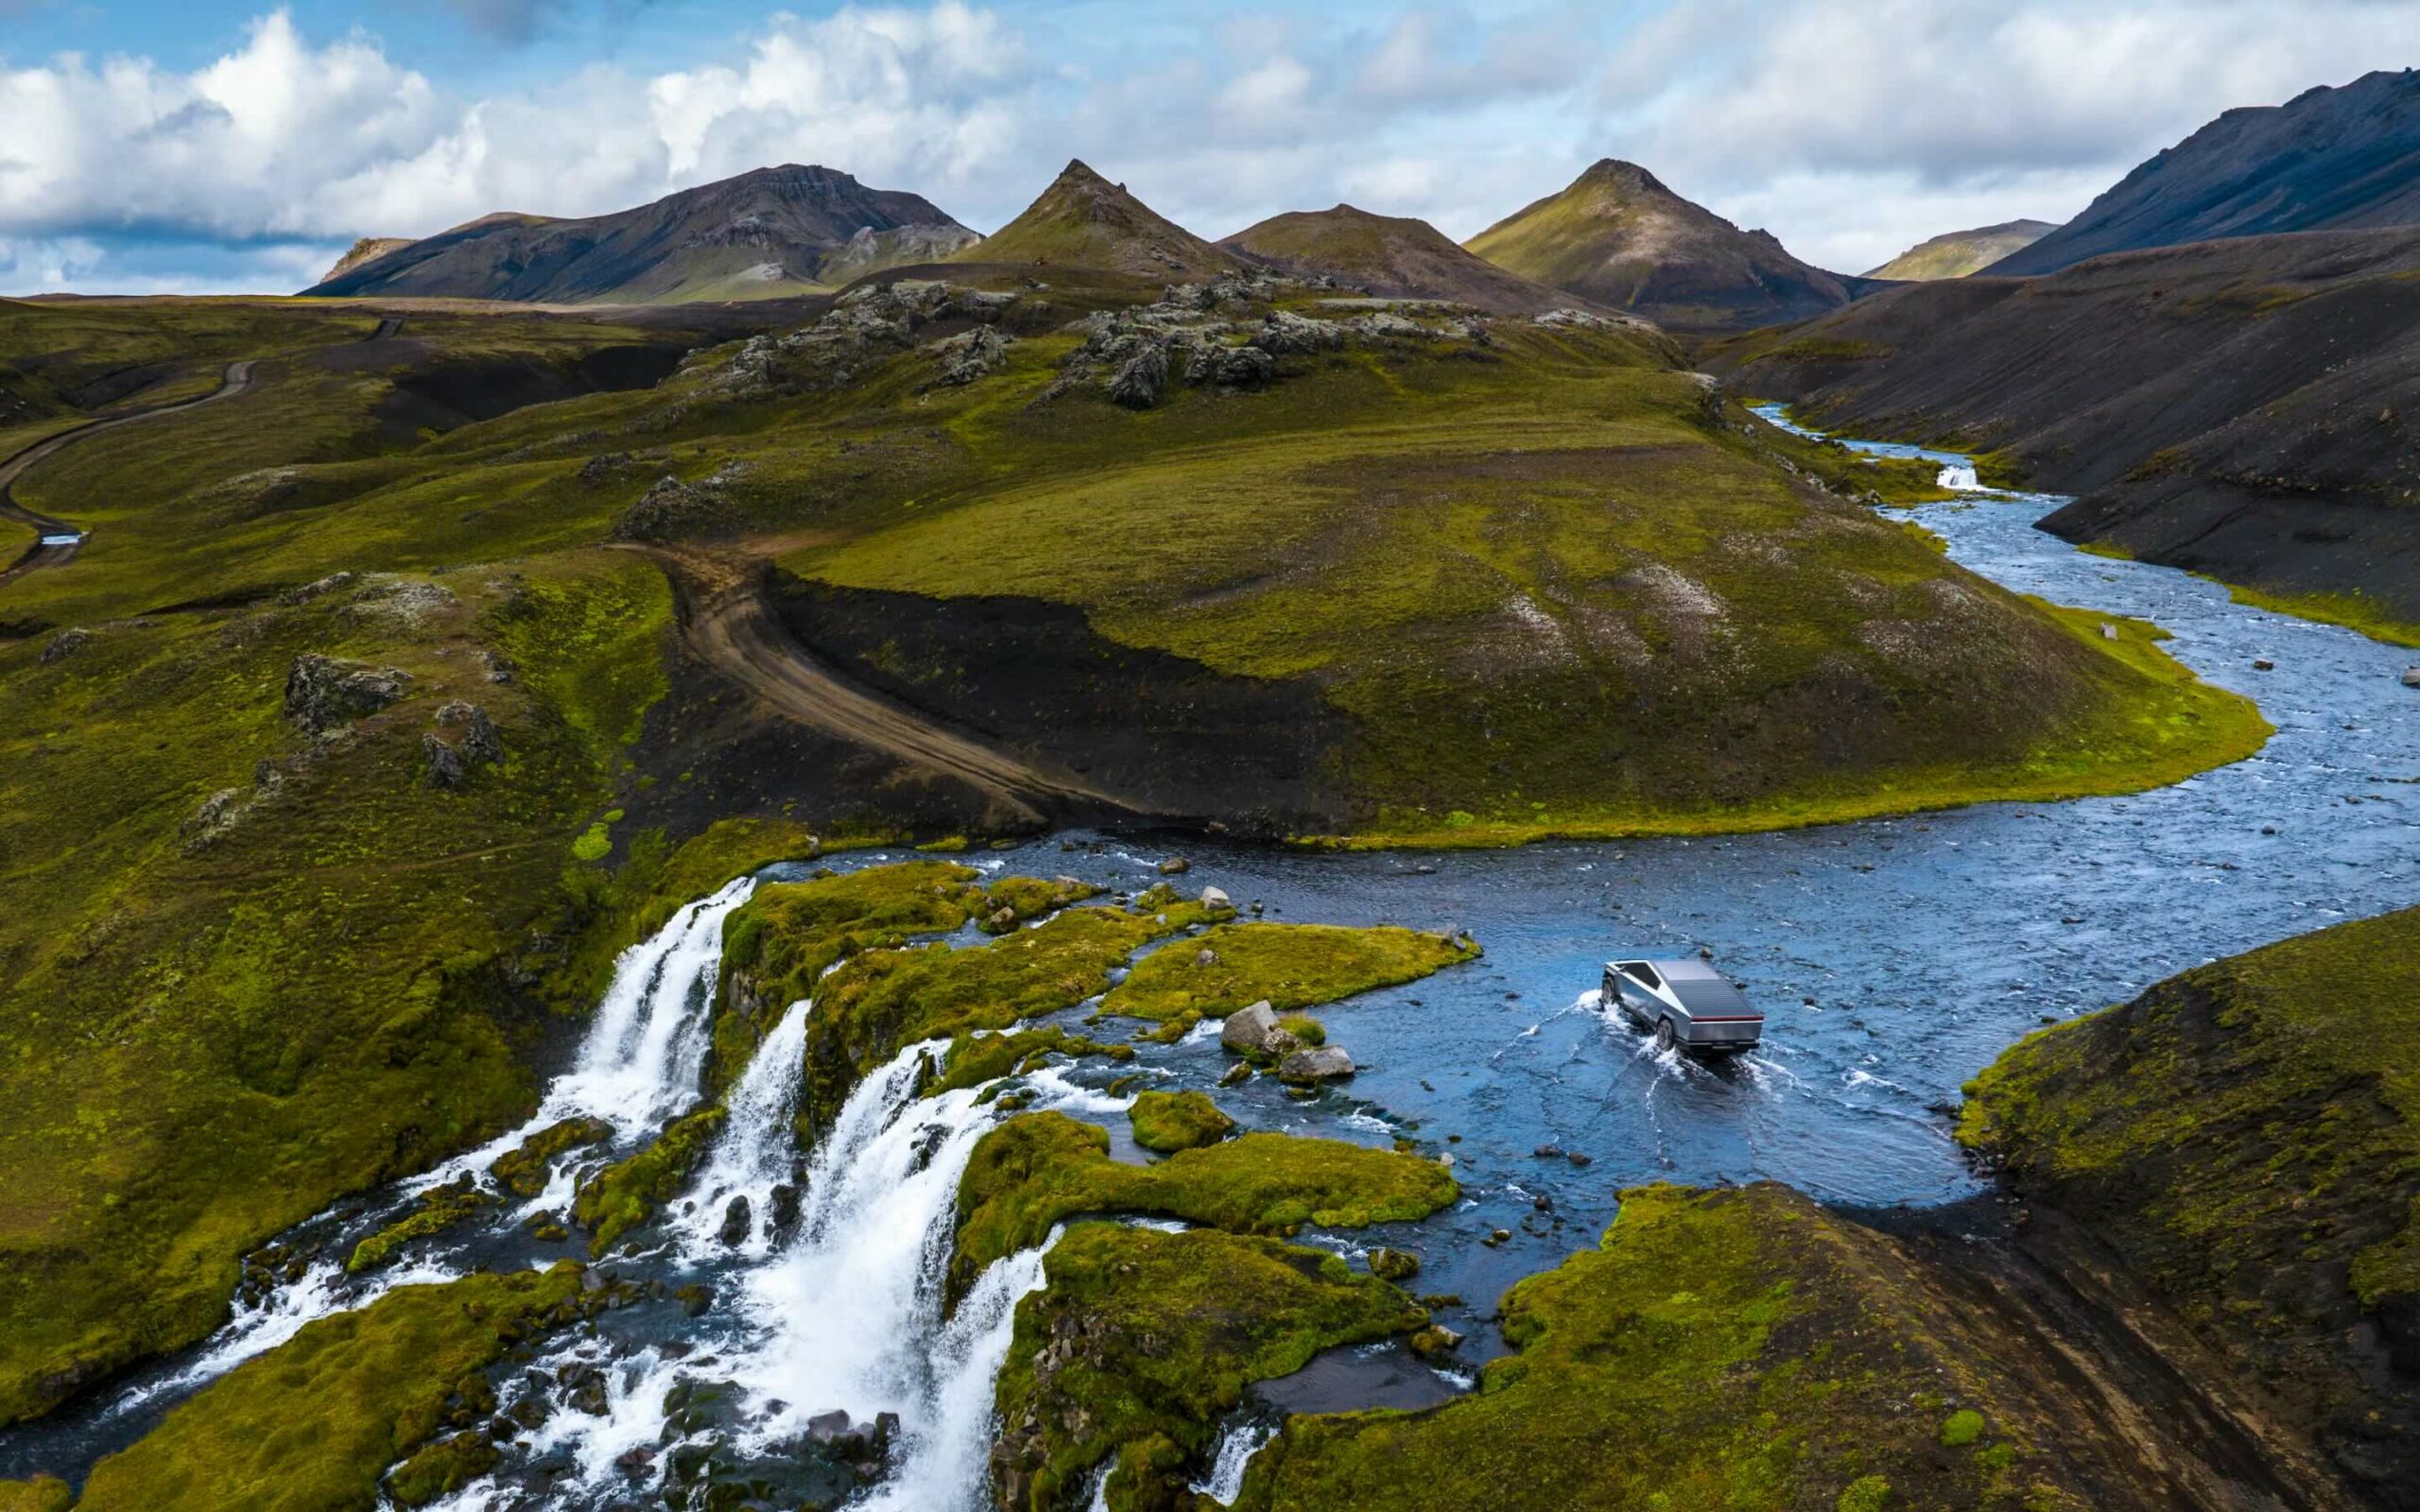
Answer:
(2, 0, 2413, 292)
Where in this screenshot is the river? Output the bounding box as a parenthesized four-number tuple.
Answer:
(6, 416, 2417, 1506)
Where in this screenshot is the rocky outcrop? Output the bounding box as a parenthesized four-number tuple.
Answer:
(284, 654, 409, 733)
(1107, 341, 1170, 409)
(612, 475, 732, 543)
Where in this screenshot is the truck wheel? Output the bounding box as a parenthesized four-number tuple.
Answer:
(1654, 1018, 1676, 1053)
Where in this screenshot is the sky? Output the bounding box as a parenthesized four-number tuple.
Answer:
(2, 0, 2415, 295)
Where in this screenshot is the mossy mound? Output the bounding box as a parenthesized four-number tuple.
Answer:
(1128, 1090, 1236, 1152)
(795, 887, 1228, 1143)
(1101, 922, 1478, 1030)
(0, 1479, 70, 1512)
(953, 1112, 1457, 1292)
(925, 1026, 1136, 1099)
(1960, 904, 2420, 1494)
(572, 1105, 727, 1253)
(74, 1264, 585, 1512)
(1235, 1184, 2117, 1512)
(993, 1223, 1425, 1510)
(488, 1115, 614, 1197)
(345, 1177, 497, 1274)
(711, 860, 985, 1093)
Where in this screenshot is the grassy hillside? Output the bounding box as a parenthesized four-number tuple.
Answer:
(1705, 227, 2420, 638)
(1863, 219, 2055, 281)
(1961, 904, 2420, 1499)
(1219, 205, 1592, 315)
(1463, 160, 1856, 332)
(955, 160, 1244, 278)
(0, 266, 2266, 1426)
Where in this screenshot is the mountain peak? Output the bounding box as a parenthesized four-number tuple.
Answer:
(1464, 159, 1852, 332)
(1219, 202, 1597, 315)
(953, 161, 1241, 278)
(1988, 68, 2420, 274)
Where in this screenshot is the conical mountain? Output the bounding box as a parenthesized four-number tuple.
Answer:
(303, 164, 977, 303)
(955, 160, 1246, 278)
(1864, 219, 2056, 281)
(1220, 204, 1595, 315)
(1465, 160, 1854, 332)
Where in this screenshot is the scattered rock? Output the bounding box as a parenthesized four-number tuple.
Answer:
(182, 788, 246, 850)
(1220, 1001, 1281, 1055)
(928, 324, 1013, 387)
(1188, 342, 1276, 388)
(38, 627, 88, 664)
(1409, 1323, 1463, 1356)
(480, 648, 516, 685)
(1157, 855, 1191, 875)
(769, 1182, 803, 1238)
(279, 571, 356, 605)
(719, 1194, 752, 1247)
(350, 577, 458, 627)
(1251, 309, 1347, 354)
(558, 1364, 611, 1417)
(1200, 885, 1232, 910)
(1218, 1060, 1252, 1087)
(2253, 659, 2275, 671)
(1277, 1045, 1356, 1083)
(613, 474, 731, 543)
(1108, 340, 1170, 409)
(1369, 1246, 1421, 1282)
(1480, 1229, 1511, 1248)
(1196, 948, 1219, 967)
(2401, 666, 2420, 688)
(1532, 1143, 1564, 1159)
(675, 1282, 714, 1318)
(423, 733, 468, 790)
(436, 700, 505, 765)
(285, 653, 410, 732)
(577, 453, 634, 488)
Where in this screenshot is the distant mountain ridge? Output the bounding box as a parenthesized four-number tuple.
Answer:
(953, 160, 1244, 278)
(1219, 204, 1593, 315)
(302, 164, 977, 304)
(1463, 159, 1862, 332)
(1989, 68, 2420, 275)
(1864, 219, 2055, 280)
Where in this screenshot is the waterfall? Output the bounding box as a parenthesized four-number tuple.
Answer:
(675, 995, 810, 1258)
(1937, 461, 1984, 491)
(1191, 1420, 1276, 1504)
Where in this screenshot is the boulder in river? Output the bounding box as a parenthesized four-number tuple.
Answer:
(1369, 1246, 1421, 1281)
(1221, 1000, 1281, 1054)
(719, 1194, 752, 1247)
(1201, 885, 1232, 910)
(1278, 1045, 1356, 1083)
(2402, 665, 2420, 688)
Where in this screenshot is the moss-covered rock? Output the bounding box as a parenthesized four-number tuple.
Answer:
(0, 1478, 71, 1512)
(797, 894, 1219, 1144)
(488, 1115, 613, 1197)
(387, 1429, 500, 1507)
(1128, 1090, 1236, 1153)
(924, 1026, 1136, 1099)
(75, 1264, 585, 1512)
(344, 1177, 497, 1275)
(1959, 904, 2420, 1495)
(992, 1223, 1425, 1510)
(1233, 1184, 2100, 1512)
(1101, 922, 1478, 1031)
(709, 860, 984, 1095)
(571, 1105, 728, 1252)
(954, 1112, 1458, 1292)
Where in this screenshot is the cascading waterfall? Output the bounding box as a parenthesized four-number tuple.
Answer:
(1191, 1420, 1276, 1505)
(105, 879, 760, 1418)
(1936, 461, 1984, 490)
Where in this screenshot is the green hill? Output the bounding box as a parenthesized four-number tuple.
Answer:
(1220, 204, 1594, 315)
(953, 160, 1245, 278)
(1864, 219, 2055, 280)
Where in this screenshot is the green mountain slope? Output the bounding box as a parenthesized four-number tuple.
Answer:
(953, 160, 1245, 278)
(1220, 204, 1595, 315)
(1864, 218, 2055, 280)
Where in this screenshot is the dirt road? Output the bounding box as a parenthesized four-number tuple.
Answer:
(0, 359, 258, 587)
(645, 546, 1157, 828)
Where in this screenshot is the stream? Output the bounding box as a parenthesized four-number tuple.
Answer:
(5, 416, 2417, 1507)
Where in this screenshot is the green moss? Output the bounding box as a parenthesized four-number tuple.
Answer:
(570, 819, 614, 862)
(1101, 923, 1479, 1029)
(2204, 577, 2420, 648)
(979, 873, 1104, 933)
(75, 1264, 583, 1512)
(801, 899, 1210, 1142)
(488, 1116, 613, 1197)
(1232, 1184, 2075, 1512)
(1837, 1474, 1892, 1512)
(992, 1223, 1425, 1509)
(345, 1177, 497, 1275)
(388, 1430, 500, 1507)
(0, 1478, 71, 1512)
(1276, 1013, 1326, 1046)
(1959, 904, 2420, 1452)
(571, 1106, 727, 1252)
(953, 1112, 1459, 1289)
(1128, 1090, 1236, 1152)
(1940, 1410, 1986, 1448)
(925, 1027, 1135, 1099)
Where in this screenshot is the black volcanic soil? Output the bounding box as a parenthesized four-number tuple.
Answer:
(1705, 227, 2420, 620)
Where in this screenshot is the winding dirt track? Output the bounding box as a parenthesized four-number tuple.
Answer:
(0, 359, 257, 587)
(638, 545, 1157, 827)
